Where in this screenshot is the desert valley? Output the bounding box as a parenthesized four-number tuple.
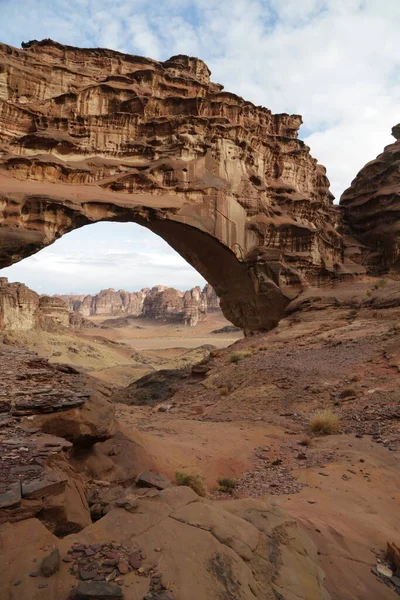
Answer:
(0, 37, 399, 600)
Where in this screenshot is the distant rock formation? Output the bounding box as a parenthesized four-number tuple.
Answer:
(62, 283, 220, 327)
(63, 288, 148, 318)
(0, 278, 220, 332)
(0, 277, 69, 331)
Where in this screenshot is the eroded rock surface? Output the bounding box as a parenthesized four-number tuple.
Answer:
(0, 39, 360, 330)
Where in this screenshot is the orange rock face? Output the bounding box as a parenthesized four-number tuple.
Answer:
(340, 124, 400, 275)
(0, 39, 363, 330)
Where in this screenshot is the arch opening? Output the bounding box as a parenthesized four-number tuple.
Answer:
(0, 190, 289, 331)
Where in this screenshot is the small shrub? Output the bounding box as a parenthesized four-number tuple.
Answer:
(299, 436, 312, 447)
(310, 410, 340, 435)
(219, 386, 230, 396)
(175, 472, 207, 497)
(258, 345, 268, 351)
(374, 278, 388, 290)
(230, 350, 252, 363)
(201, 379, 217, 391)
(217, 477, 236, 490)
(340, 384, 359, 398)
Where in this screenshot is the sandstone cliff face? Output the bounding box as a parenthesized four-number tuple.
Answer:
(0, 39, 358, 331)
(0, 277, 39, 331)
(64, 283, 218, 326)
(0, 277, 69, 331)
(340, 124, 400, 275)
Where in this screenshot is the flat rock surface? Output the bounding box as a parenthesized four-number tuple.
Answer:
(0, 487, 331, 600)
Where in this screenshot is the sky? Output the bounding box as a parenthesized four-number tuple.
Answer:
(1, 0, 399, 294)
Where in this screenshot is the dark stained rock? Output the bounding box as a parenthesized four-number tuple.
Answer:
(211, 325, 241, 334)
(135, 471, 172, 491)
(21, 471, 67, 499)
(128, 551, 142, 570)
(79, 568, 98, 581)
(112, 369, 189, 406)
(71, 581, 123, 599)
(41, 548, 60, 576)
(0, 482, 21, 509)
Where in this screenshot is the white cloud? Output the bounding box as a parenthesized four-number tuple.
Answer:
(0, 0, 399, 288)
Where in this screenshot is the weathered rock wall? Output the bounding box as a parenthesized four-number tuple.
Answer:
(0, 38, 360, 331)
(0, 277, 69, 331)
(340, 124, 400, 275)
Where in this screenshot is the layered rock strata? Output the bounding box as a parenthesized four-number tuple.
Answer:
(0, 39, 357, 331)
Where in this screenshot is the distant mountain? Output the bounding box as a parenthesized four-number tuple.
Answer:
(60, 284, 220, 327)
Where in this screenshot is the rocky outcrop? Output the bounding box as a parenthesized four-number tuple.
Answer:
(142, 285, 208, 326)
(340, 124, 400, 274)
(0, 277, 69, 331)
(0, 277, 38, 331)
(0, 39, 361, 331)
(38, 295, 69, 327)
(0, 343, 115, 531)
(64, 284, 219, 326)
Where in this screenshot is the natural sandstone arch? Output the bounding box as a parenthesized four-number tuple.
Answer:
(0, 39, 356, 330)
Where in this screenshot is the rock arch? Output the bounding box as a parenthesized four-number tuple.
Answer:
(0, 39, 349, 330)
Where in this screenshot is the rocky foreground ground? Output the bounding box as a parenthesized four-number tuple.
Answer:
(0, 276, 399, 599)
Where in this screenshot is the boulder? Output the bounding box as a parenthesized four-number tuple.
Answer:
(32, 393, 116, 446)
(71, 582, 123, 599)
(41, 548, 60, 576)
(135, 471, 172, 490)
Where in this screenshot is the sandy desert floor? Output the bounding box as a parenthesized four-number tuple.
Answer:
(3, 311, 242, 387)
